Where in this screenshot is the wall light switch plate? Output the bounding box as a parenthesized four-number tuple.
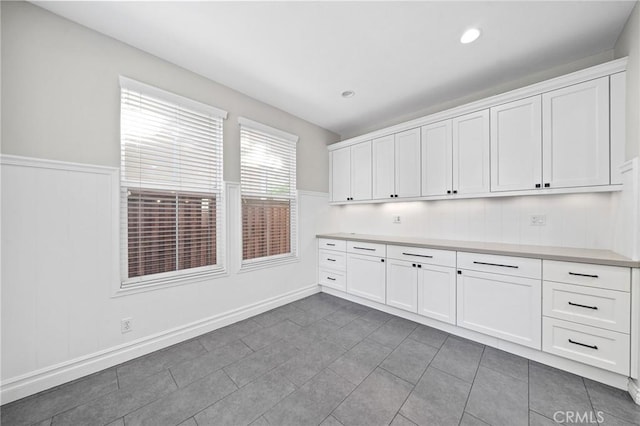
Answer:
(530, 215, 546, 226)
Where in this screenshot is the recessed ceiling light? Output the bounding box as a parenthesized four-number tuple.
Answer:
(460, 28, 481, 44)
(341, 90, 355, 98)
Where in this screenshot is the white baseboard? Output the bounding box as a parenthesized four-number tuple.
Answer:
(321, 286, 631, 392)
(629, 379, 640, 405)
(1, 284, 320, 404)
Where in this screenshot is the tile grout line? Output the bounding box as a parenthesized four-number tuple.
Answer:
(368, 324, 439, 425)
(458, 341, 486, 426)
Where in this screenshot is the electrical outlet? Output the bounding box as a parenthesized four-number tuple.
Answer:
(530, 215, 546, 226)
(393, 215, 401, 224)
(121, 317, 133, 334)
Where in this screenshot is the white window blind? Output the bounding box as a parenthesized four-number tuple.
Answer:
(120, 77, 226, 287)
(239, 117, 298, 265)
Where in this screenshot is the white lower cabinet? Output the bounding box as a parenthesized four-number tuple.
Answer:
(386, 259, 418, 313)
(418, 264, 457, 324)
(318, 238, 347, 292)
(543, 317, 630, 375)
(457, 269, 542, 349)
(346, 252, 386, 303)
(319, 238, 635, 379)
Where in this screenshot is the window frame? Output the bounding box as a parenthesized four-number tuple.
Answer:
(118, 76, 227, 293)
(238, 117, 299, 271)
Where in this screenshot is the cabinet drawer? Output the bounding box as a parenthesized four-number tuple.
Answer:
(542, 317, 629, 375)
(319, 249, 346, 271)
(543, 260, 630, 292)
(347, 240, 386, 257)
(543, 281, 630, 333)
(387, 245, 456, 267)
(319, 268, 346, 292)
(457, 252, 541, 279)
(318, 238, 346, 252)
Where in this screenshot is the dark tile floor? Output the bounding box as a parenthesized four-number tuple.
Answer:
(2, 293, 640, 426)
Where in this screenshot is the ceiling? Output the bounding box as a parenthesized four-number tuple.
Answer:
(34, 1, 635, 139)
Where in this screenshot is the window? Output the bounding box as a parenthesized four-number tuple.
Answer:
(239, 117, 298, 267)
(120, 77, 226, 288)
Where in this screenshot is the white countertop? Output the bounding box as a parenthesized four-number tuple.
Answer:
(316, 233, 640, 268)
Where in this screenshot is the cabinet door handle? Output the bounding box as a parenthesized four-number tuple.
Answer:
(326, 243, 336, 246)
(568, 301, 598, 310)
(473, 261, 519, 269)
(353, 246, 375, 251)
(568, 272, 599, 278)
(390, 194, 394, 198)
(402, 252, 433, 258)
(417, 264, 422, 268)
(453, 190, 458, 194)
(326, 277, 336, 281)
(544, 183, 551, 188)
(535, 183, 541, 188)
(568, 339, 598, 350)
(447, 190, 452, 194)
(381, 259, 385, 263)
(412, 264, 416, 267)
(326, 258, 336, 262)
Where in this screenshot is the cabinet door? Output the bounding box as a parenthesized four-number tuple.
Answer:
(453, 110, 490, 195)
(490, 96, 542, 192)
(346, 253, 386, 303)
(351, 141, 372, 200)
(386, 259, 418, 313)
(610, 72, 626, 185)
(417, 264, 456, 324)
(331, 147, 351, 202)
(395, 128, 421, 198)
(372, 135, 396, 199)
(457, 269, 541, 349)
(542, 77, 609, 188)
(421, 120, 453, 196)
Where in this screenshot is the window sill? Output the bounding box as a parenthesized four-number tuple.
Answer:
(238, 255, 299, 273)
(112, 267, 227, 298)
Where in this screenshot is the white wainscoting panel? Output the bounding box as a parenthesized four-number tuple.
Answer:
(327, 191, 618, 250)
(1, 155, 325, 403)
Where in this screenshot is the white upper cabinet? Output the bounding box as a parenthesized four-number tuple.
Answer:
(373, 129, 421, 199)
(351, 141, 373, 200)
(542, 77, 610, 189)
(331, 141, 372, 202)
(395, 128, 422, 198)
(453, 110, 490, 195)
(421, 120, 453, 197)
(372, 134, 396, 199)
(331, 147, 351, 202)
(490, 96, 542, 192)
(328, 59, 626, 204)
(610, 72, 626, 185)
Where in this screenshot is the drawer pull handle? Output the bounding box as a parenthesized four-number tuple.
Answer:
(353, 246, 375, 251)
(326, 277, 336, 281)
(568, 339, 598, 350)
(327, 258, 336, 262)
(568, 301, 598, 310)
(402, 252, 433, 258)
(473, 261, 518, 269)
(568, 272, 599, 278)
(326, 243, 336, 246)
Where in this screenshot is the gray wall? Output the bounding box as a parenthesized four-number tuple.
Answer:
(338, 49, 616, 141)
(615, 1, 640, 161)
(1, 1, 338, 192)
